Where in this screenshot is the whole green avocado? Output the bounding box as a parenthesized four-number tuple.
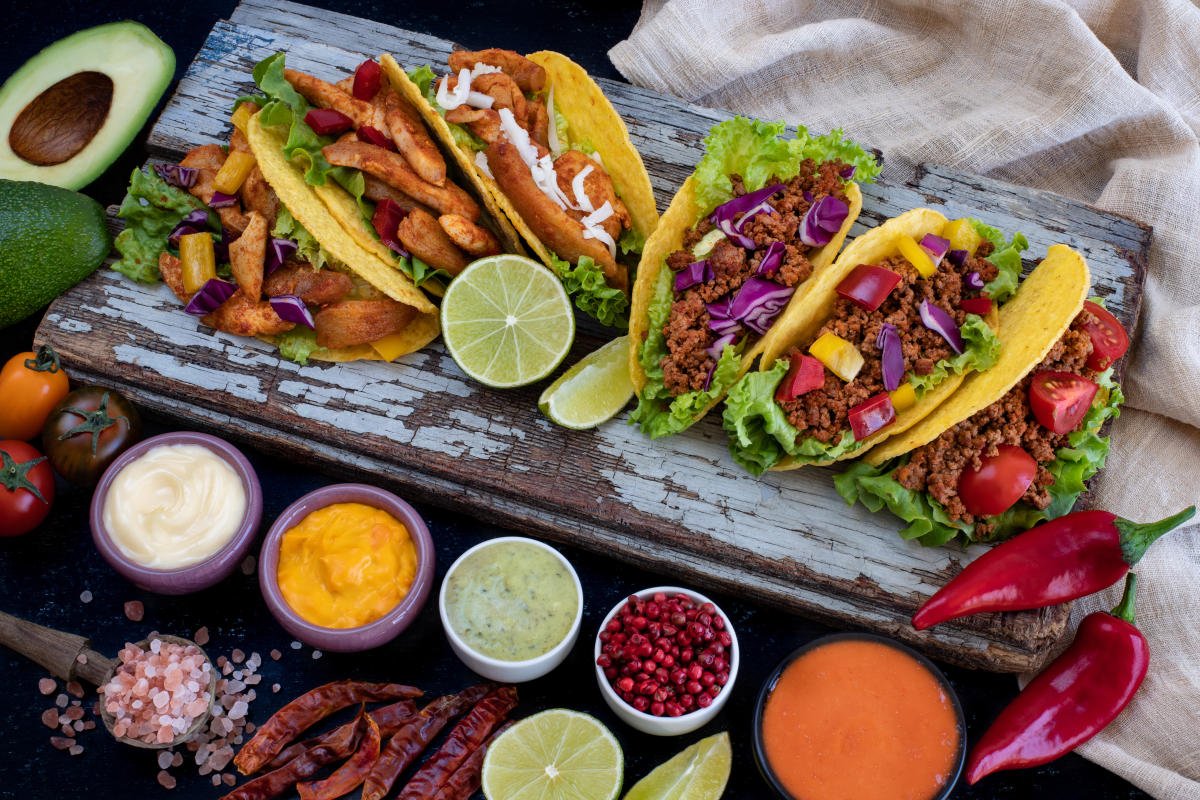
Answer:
(0, 179, 112, 328)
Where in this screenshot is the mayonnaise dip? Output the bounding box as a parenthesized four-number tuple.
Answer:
(103, 444, 246, 569)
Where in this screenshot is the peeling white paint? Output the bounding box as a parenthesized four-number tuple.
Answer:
(112, 345, 267, 402)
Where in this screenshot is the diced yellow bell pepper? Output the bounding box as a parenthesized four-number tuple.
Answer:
(369, 333, 414, 362)
(943, 218, 983, 255)
(808, 332, 864, 382)
(231, 102, 256, 135)
(897, 235, 937, 278)
(179, 232, 216, 293)
(889, 382, 917, 411)
(214, 151, 256, 195)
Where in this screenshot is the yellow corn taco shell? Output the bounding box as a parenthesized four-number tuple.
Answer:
(864, 243, 1090, 466)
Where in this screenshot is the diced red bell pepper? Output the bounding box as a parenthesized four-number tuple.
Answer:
(304, 108, 354, 136)
(352, 59, 383, 101)
(357, 126, 395, 151)
(835, 264, 903, 311)
(848, 392, 896, 441)
(961, 296, 993, 316)
(371, 198, 408, 254)
(775, 353, 825, 403)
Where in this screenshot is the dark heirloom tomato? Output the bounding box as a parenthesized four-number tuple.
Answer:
(775, 353, 825, 402)
(1029, 371, 1099, 435)
(42, 387, 142, 486)
(1079, 300, 1129, 371)
(0, 440, 55, 536)
(835, 264, 902, 311)
(959, 445, 1037, 517)
(848, 393, 896, 441)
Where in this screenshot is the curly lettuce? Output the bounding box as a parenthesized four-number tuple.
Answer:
(970, 219, 1028, 303)
(909, 313, 1001, 397)
(409, 65, 488, 152)
(834, 368, 1124, 546)
(549, 254, 629, 328)
(275, 327, 321, 366)
(113, 167, 207, 283)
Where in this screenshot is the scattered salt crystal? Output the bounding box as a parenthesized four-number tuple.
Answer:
(55, 694, 68, 708)
(231, 649, 245, 664)
(245, 722, 255, 734)
(290, 641, 302, 650)
(72, 720, 84, 732)
(153, 691, 169, 709)
(41, 709, 59, 729)
(158, 751, 173, 769)
(312, 650, 323, 660)
(194, 626, 210, 646)
(228, 701, 248, 720)
(198, 763, 213, 776)
(83, 721, 95, 731)
(172, 752, 183, 768)
(157, 771, 177, 789)
(61, 723, 74, 736)
(79, 590, 92, 604)
(65, 681, 84, 698)
(240, 555, 256, 575)
(211, 774, 222, 787)
(124, 600, 145, 622)
(226, 681, 246, 693)
(272, 684, 281, 693)
(49, 736, 73, 750)
(222, 663, 234, 676)
(270, 649, 281, 661)
(233, 734, 243, 745)
(232, 670, 242, 680)
(150, 639, 162, 654)
(223, 773, 236, 787)
(244, 674, 261, 686)
(63, 706, 83, 721)
(68, 745, 83, 756)
(38, 678, 56, 695)
(76, 653, 87, 665)
(132, 700, 143, 710)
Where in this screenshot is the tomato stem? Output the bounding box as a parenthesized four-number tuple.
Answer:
(23, 345, 62, 374)
(0, 451, 49, 505)
(56, 391, 129, 458)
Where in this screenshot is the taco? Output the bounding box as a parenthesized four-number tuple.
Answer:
(722, 209, 1029, 474)
(391, 48, 658, 327)
(835, 246, 1128, 546)
(627, 117, 880, 439)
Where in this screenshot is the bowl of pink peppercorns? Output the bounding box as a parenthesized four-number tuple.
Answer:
(594, 585, 739, 736)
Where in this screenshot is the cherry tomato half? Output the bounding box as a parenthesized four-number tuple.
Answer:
(1079, 300, 1129, 371)
(835, 264, 903, 311)
(958, 444, 1037, 517)
(0, 346, 70, 441)
(848, 392, 897, 441)
(1029, 370, 1099, 434)
(0, 440, 55, 536)
(42, 387, 142, 486)
(775, 353, 825, 402)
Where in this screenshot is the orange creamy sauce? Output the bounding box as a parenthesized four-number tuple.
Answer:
(762, 639, 959, 800)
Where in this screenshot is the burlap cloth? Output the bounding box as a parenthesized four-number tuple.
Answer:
(610, 1, 1200, 796)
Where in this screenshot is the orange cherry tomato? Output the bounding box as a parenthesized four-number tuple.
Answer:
(0, 346, 70, 441)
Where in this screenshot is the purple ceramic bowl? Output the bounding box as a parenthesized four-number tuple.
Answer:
(259, 483, 435, 652)
(90, 432, 263, 595)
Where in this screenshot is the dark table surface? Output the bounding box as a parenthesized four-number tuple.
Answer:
(0, 2, 1148, 799)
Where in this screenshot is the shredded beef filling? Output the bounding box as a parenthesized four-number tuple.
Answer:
(895, 316, 1098, 536)
(658, 160, 850, 397)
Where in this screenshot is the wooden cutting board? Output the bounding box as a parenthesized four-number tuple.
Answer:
(35, 0, 1149, 672)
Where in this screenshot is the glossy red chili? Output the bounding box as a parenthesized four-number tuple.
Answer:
(848, 392, 895, 441)
(774, 353, 824, 402)
(835, 264, 902, 311)
(966, 573, 1149, 784)
(912, 506, 1195, 630)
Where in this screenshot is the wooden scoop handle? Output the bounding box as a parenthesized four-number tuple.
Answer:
(0, 610, 113, 685)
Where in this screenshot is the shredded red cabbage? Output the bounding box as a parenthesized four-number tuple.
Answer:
(876, 323, 904, 392)
(919, 300, 963, 354)
(919, 234, 950, 266)
(755, 241, 785, 277)
(701, 361, 718, 392)
(269, 295, 315, 328)
(709, 183, 785, 250)
(209, 191, 238, 209)
(183, 279, 237, 316)
(947, 249, 968, 268)
(371, 199, 409, 256)
(675, 260, 713, 292)
(706, 332, 737, 361)
(840, 165, 857, 180)
(154, 163, 198, 189)
(706, 296, 743, 336)
(267, 238, 298, 275)
(730, 277, 794, 335)
(798, 196, 849, 247)
(965, 271, 984, 290)
(168, 210, 211, 248)
(802, 190, 814, 203)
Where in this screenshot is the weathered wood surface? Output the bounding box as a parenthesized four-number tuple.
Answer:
(35, 0, 1149, 672)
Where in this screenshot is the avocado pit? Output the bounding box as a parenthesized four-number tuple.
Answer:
(9, 71, 113, 166)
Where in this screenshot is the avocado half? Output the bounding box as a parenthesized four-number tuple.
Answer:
(0, 21, 174, 190)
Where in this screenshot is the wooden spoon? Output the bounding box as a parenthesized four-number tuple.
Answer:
(0, 610, 214, 749)
(8, 71, 113, 166)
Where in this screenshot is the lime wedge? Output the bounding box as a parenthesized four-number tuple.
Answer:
(482, 709, 623, 800)
(623, 732, 731, 800)
(539, 335, 635, 429)
(441, 255, 575, 388)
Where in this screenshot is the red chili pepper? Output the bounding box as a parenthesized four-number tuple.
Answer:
(297, 714, 381, 800)
(848, 392, 895, 441)
(966, 573, 1149, 784)
(775, 353, 824, 402)
(222, 709, 367, 800)
(835, 264, 902, 311)
(912, 506, 1194, 630)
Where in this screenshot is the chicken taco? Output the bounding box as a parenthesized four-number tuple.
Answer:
(392, 48, 658, 327)
(835, 246, 1128, 546)
(627, 117, 880, 439)
(722, 209, 1029, 474)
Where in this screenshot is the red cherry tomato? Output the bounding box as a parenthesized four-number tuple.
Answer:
(958, 444, 1037, 517)
(1029, 370, 1100, 435)
(1078, 300, 1129, 371)
(960, 296, 993, 316)
(835, 264, 903, 311)
(848, 393, 896, 441)
(775, 353, 825, 402)
(352, 59, 383, 101)
(0, 440, 55, 536)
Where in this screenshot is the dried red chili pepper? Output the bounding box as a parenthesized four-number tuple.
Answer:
(912, 506, 1194, 630)
(967, 573, 1150, 783)
(266, 700, 418, 771)
(221, 709, 367, 800)
(360, 685, 494, 800)
(398, 686, 519, 800)
(234, 681, 421, 775)
(297, 714, 381, 800)
(431, 721, 514, 800)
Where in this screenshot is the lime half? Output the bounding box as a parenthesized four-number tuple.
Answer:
(539, 335, 635, 429)
(623, 732, 731, 800)
(482, 709, 623, 800)
(441, 255, 575, 388)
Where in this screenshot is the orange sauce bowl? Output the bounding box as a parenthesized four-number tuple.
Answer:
(752, 633, 965, 800)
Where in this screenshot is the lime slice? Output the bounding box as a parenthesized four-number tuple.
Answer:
(482, 709, 623, 800)
(538, 335, 635, 429)
(441, 255, 575, 388)
(623, 732, 731, 800)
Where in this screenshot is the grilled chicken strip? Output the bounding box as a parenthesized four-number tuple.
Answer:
(229, 211, 268, 301)
(448, 49, 546, 93)
(322, 139, 480, 221)
(362, 175, 438, 217)
(314, 299, 418, 350)
(159, 253, 191, 303)
(438, 214, 502, 258)
(178, 145, 249, 234)
(202, 290, 295, 337)
(263, 261, 355, 306)
(383, 90, 447, 187)
(284, 68, 383, 131)
(397, 208, 470, 276)
(553, 150, 631, 241)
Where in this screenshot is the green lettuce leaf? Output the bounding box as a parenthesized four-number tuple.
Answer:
(276, 327, 321, 365)
(399, 255, 451, 289)
(113, 166, 207, 283)
(618, 227, 646, 256)
(272, 205, 334, 271)
(409, 65, 488, 152)
(909, 313, 1001, 398)
(549, 254, 629, 328)
(970, 219, 1027, 303)
(692, 117, 879, 214)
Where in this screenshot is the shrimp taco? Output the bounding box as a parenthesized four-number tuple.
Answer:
(391, 48, 659, 327)
(628, 117, 880, 439)
(722, 209, 1029, 474)
(835, 247, 1127, 546)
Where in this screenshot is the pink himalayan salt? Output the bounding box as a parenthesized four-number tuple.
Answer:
(99, 639, 212, 746)
(38, 678, 56, 695)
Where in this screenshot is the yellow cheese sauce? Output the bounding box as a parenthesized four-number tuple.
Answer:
(277, 502, 417, 629)
(444, 540, 578, 661)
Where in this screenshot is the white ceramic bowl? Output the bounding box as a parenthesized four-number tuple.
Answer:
(439, 536, 583, 683)
(595, 585, 739, 736)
